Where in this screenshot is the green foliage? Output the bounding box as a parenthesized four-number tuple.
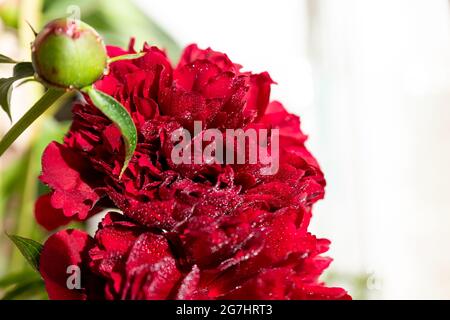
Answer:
(0, 62, 36, 119)
(0, 270, 47, 300)
(0, 89, 65, 156)
(7, 235, 43, 272)
(1, 275, 46, 300)
(83, 85, 137, 177)
(0, 53, 17, 64)
(0, 270, 37, 288)
(1, 118, 70, 275)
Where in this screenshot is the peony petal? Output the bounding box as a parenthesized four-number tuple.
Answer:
(40, 229, 94, 300)
(35, 193, 74, 231)
(175, 265, 200, 300)
(34, 42, 349, 300)
(40, 142, 100, 220)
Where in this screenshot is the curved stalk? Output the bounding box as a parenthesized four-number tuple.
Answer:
(0, 89, 65, 156)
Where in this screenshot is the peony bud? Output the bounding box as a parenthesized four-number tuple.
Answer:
(31, 18, 107, 90)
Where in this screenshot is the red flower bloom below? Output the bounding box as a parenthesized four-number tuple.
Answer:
(40, 213, 350, 300)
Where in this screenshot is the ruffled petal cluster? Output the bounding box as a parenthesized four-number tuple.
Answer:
(37, 42, 350, 300)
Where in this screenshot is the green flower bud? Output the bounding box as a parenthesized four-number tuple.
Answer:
(31, 18, 107, 90)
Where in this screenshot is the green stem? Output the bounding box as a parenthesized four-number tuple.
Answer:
(0, 89, 65, 156)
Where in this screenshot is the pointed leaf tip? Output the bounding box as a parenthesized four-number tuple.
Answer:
(82, 86, 137, 178)
(7, 234, 43, 272)
(0, 53, 17, 64)
(0, 62, 35, 120)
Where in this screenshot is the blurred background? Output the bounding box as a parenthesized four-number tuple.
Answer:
(0, 0, 449, 299)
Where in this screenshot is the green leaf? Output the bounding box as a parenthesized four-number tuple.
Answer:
(0, 78, 15, 120)
(0, 270, 37, 288)
(13, 62, 35, 78)
(0, 53, 17, 64)
(82, 85, 137, 178)
(7, 234, 43, 272)
(0, 62, 36, 119)
(15, 77, 40, 88)
(1, 278, 45, 300)
(107, 52, 146, 64)
(0, 88, 65, 156)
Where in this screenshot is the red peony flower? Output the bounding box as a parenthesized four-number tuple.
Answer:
(36, 41, 350, 300)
